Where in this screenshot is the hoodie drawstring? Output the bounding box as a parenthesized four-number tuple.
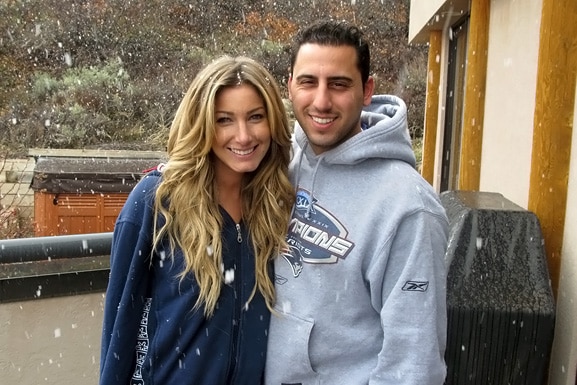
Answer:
(293, 141, 324, 220)
(305, 157, 324, 219)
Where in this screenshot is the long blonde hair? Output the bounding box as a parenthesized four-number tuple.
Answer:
(152, 56, 293, 316)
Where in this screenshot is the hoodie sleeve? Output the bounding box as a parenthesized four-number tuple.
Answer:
(99, 175, 158, 385)
(367, 208, 448, 385)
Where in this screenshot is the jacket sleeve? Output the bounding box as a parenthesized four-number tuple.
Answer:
(368, 209, 448, 385)
(99, 177, 157, 385)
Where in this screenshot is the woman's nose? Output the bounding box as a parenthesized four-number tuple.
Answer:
(236, 121, 251, 143)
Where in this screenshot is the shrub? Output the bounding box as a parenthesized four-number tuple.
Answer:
(0, 0, 426, 155)
(394, 52, 428, 140)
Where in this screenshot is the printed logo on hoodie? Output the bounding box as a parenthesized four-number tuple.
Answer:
(282, 189, 355, 277)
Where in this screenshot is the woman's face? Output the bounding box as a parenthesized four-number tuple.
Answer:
(212, 84, 271, 180)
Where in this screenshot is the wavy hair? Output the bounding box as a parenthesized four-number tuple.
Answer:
(153, 56, 293, 316)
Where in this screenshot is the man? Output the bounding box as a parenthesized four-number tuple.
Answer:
(265, 20, 448, 385)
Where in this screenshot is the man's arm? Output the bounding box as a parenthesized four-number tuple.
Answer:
(368, 210, 448, 385)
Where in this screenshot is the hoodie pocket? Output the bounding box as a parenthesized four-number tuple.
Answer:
(267, 308, 319, 384)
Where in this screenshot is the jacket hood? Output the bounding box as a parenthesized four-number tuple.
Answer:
(293, 94, 416, 167)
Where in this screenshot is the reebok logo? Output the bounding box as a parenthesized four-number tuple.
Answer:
(402, 281, 429, 292)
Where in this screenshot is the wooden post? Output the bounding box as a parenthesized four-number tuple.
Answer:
(458, 0, 490, 191)
(528, 0, 577, 296)
(421, 30, 442, 185)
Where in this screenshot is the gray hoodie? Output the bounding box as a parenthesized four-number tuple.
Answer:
(265, 95, 448, 385)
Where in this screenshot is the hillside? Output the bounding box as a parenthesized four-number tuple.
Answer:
(0, 0, 426, 157)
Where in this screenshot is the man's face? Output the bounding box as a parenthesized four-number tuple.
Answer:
(289, 43, 374, 155)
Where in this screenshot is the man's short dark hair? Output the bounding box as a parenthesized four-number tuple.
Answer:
(290, 20, 371, 86)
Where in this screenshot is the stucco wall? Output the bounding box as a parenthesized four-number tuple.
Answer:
(548, 76, 577, 385)
(479, 0, 542, 209)
(0, 293, 104, 384)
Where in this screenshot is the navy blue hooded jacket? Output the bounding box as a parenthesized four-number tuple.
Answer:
(100, 171, 271, 385)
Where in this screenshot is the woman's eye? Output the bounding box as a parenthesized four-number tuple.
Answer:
(216, 116, 231, 124)
(250, 113, 264, 121)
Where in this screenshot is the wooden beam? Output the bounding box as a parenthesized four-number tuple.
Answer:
(458, 0, 490, 191)
(528, 0, 577, 296)
(421, 30, 442, 185)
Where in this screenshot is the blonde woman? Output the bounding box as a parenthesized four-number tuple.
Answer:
(100, 56, 294, 385)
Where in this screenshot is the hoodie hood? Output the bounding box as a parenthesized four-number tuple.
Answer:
(293, 94, 416, 167)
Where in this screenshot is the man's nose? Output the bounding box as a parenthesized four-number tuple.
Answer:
(312, 85, 332, 111)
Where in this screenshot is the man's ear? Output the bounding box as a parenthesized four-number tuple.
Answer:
(363, 76, 375, 106)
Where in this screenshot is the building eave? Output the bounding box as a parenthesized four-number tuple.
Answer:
(409, 0, 471, 44)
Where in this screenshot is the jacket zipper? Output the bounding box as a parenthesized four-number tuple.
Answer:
(227, 222, 243, 383)
(235, 223, 242, 243)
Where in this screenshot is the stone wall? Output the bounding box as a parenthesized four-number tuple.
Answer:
(0, 157, 35, 218)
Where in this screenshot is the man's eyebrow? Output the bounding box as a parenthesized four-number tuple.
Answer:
(294, 74, 316, 81)
(327, 76, 353, 83)
(294, 74, 353, 83)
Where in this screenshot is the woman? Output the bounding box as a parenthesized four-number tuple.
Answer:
(99, 56, 294, 385)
